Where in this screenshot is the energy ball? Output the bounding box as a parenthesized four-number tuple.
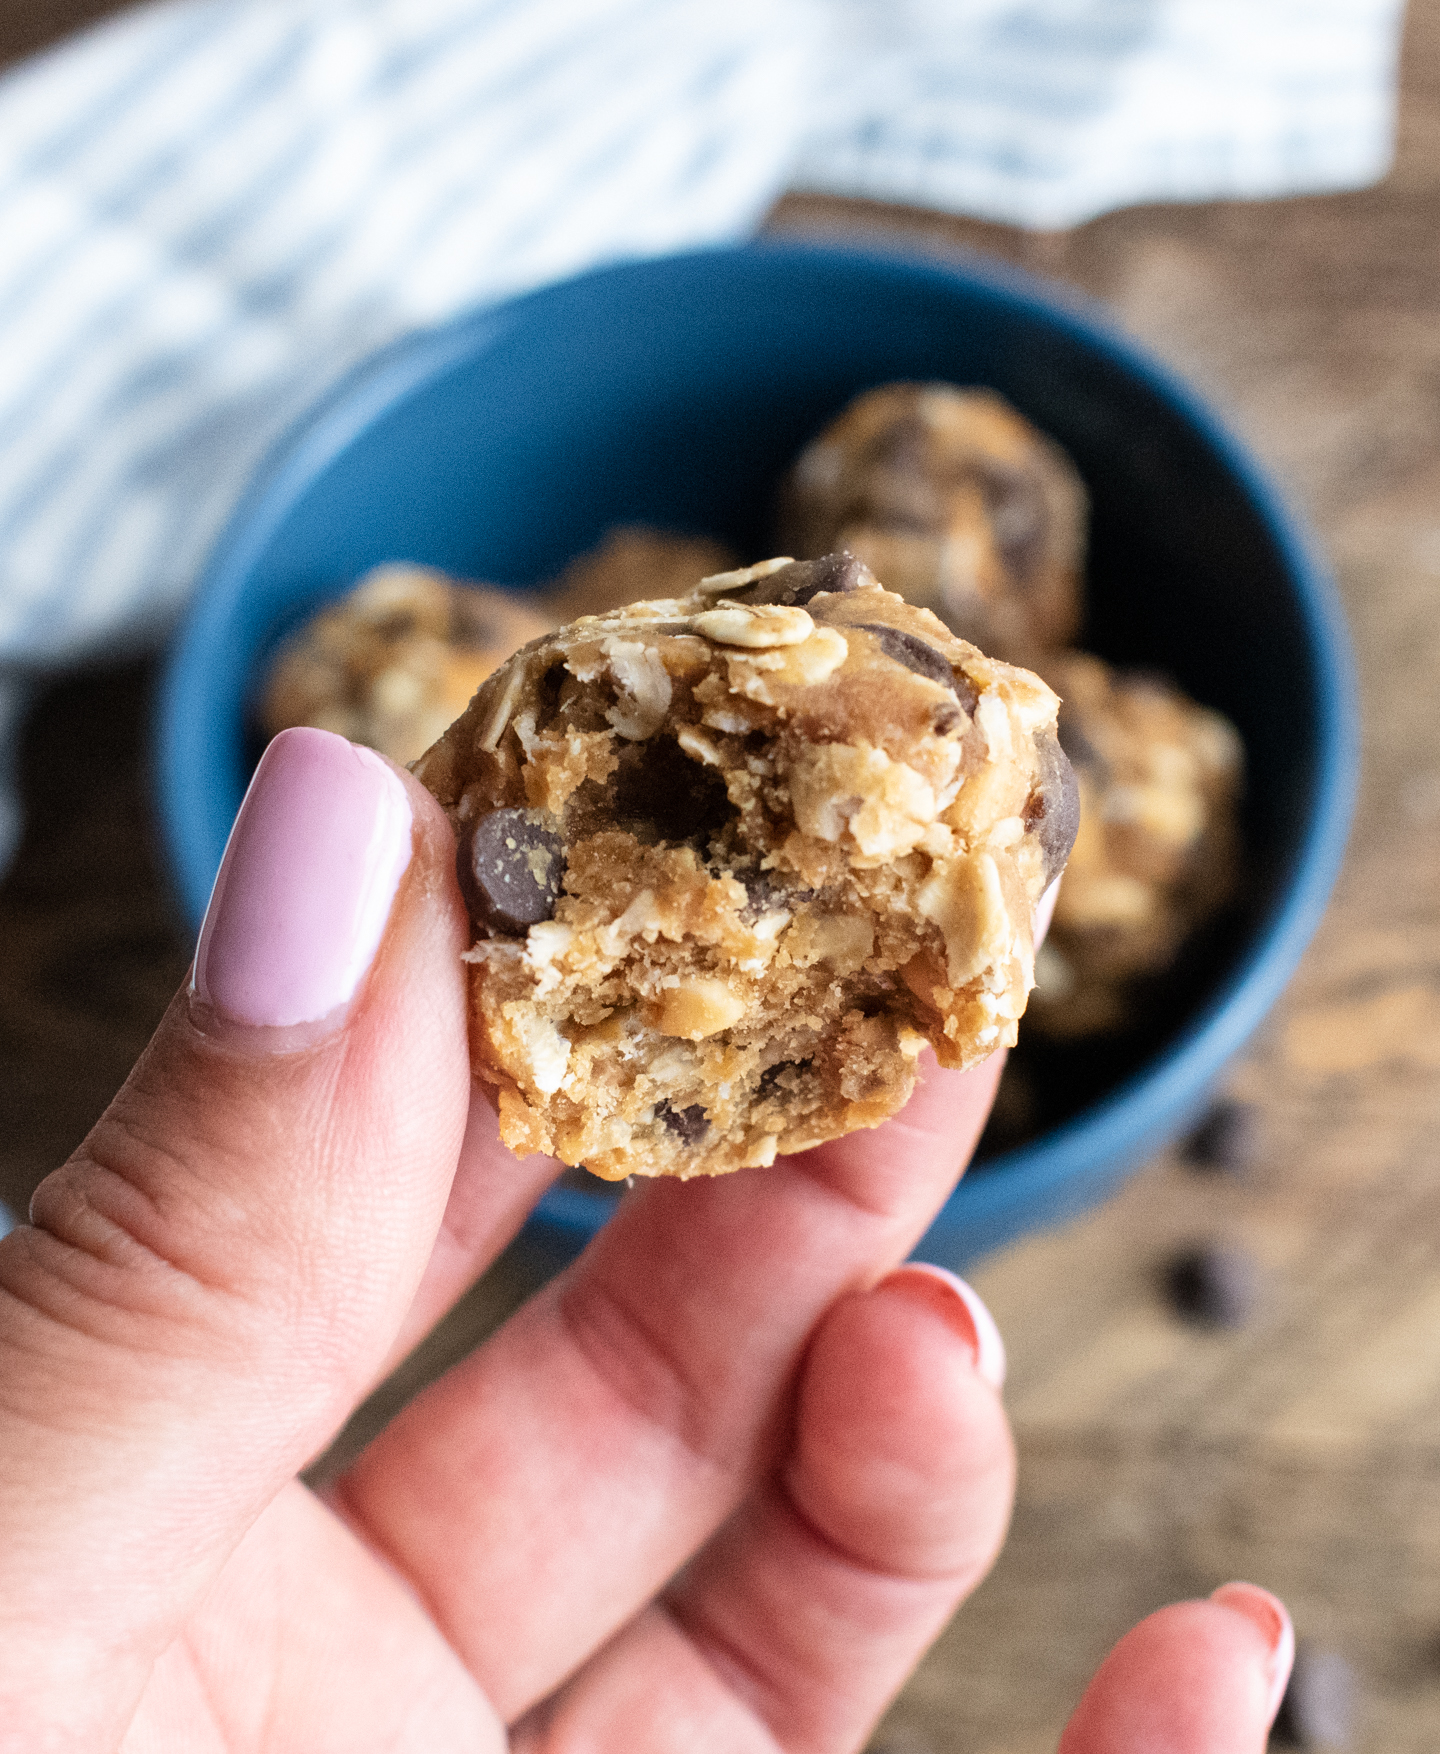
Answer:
(546, 526, 738, 621)
(415, 552, 1077, 1180)
(261, 564, 552, 766)
(778, 383, 1087, 666)
(1028, 651, 1244, 1038)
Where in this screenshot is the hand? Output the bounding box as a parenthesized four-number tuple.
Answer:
(0, 728, 1292, 1751)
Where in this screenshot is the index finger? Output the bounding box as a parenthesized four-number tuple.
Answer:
(334, 1047, 1003, 1721)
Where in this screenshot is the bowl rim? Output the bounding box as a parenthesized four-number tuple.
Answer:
(158, 238, 1359, 1265)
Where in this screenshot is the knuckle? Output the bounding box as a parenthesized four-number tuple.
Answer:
(2, 1119, 252, 1372)
(556, 1272, 750, 1476)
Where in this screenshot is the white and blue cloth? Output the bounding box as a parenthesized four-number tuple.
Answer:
(0, 0, 1410, 872)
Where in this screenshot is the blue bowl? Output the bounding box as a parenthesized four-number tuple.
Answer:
(158, 242, 1357, 1269)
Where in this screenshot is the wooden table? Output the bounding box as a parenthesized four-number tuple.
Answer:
(5, 3, 1440, 1747)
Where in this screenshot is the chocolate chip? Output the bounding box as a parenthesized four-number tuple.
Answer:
(1163, 1245, 1258, 1328)
(977, 461, 1048, 584)
(372, 608, 422, 640)
(855, 622, 966, 699)
(1181, 1098, 1259, 1177)
(740, 552, 875, 606)
(457, 808, 565, 935)
(737, 870, 787, 919)
(850, 616, 981, 716)
(655, 1099, 708, 1145)
(1024, 730, 1080, 887)
(1271, 1643, 1356, 1748)
(867, 414, 929, 472)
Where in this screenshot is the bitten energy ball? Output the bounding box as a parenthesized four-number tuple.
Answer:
(778, 383, 1086, 665)
(1028, 651, 1244, 1038)
(415, 552, 1078, 1180)
(262, 564, 552, 765)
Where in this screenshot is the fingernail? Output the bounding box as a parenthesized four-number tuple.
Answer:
(1210, 1581, 1294, 1724)
(192, 728, 413, 1030)
(881, 1263, 1006, 1390)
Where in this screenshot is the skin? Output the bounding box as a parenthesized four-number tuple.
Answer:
(0, 762, 1288, 1752)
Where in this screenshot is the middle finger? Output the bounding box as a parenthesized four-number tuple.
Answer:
(376, 1088, 561, 1376)
(334, 1050, 1002, 1721)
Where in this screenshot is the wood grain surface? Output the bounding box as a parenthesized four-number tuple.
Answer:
(4, 2, 1440, 1748)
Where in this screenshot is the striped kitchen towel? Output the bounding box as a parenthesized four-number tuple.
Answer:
(0, 0, 1409, 872)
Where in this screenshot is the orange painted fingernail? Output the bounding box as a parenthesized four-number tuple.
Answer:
(880, 1263, 1006, 1390)
(1210, 1581, 1295, 1724)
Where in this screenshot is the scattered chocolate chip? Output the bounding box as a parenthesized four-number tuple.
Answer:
(608, 737, 735, 845)
(931, 702, 963, 736)
(1271, 1642, 1356, 1748)
(1024, 729, 1080, 887)
(457, 808, 564, 935)
(741, 551, 874, 606)
(757, 1058, 813, 1100)
(655, 1099, 708, 1145)
(1181, 1098, 1259, 1177)
(1163, 1244, 1258, 1328)
(855, 622, 964, 698)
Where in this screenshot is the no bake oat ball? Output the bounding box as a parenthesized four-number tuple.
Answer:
(778, 383, 1086, 666)
(261, 564, 553, 766)
(1027, 651, 1244, 1039)
(546, 526, 738, 622)
(414, 552, 1078, 1179)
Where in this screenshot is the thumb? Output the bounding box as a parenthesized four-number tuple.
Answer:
(0, 729, 472, 1740)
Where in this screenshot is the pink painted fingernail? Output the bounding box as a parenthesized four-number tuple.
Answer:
(192, 728, 413, 1030)
(1210, 1581, 1295, 1723)
(882, 1263, 1007, 1390)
